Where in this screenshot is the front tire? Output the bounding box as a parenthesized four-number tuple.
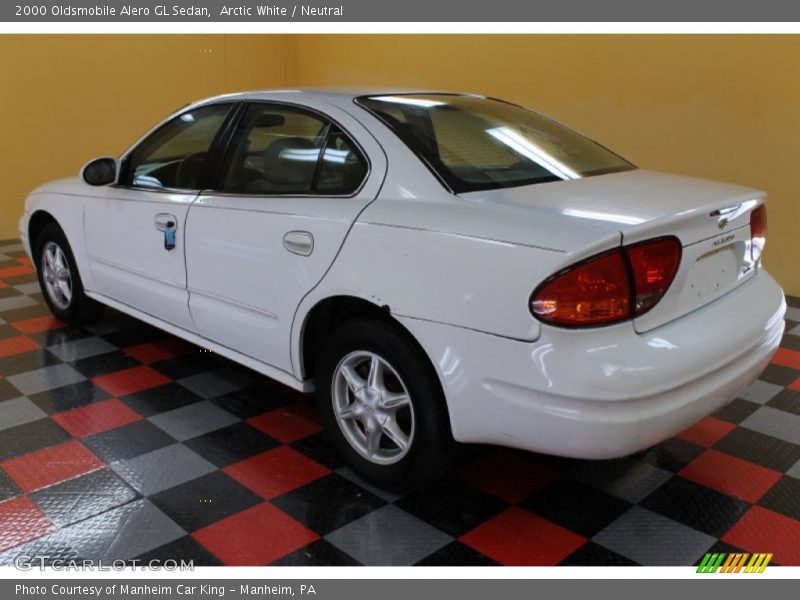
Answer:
(35, 222, 104, 324)
(315, 316, 457, 491)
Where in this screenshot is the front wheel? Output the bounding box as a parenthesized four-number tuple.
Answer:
(35, 222, 104, 324)
(315, 317, 457, 491)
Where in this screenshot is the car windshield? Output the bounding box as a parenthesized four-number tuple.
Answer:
(357, 94, 635, 193)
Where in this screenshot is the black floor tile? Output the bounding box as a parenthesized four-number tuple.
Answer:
(780, 334, 800, 352)
(714, 427, 800, 472)
(0, 419, 71, 462)
(0, 469, 21, 502)
(120, 383, 203, 417)
(759, 364, 800, 387)
(0, 324, 20, 339)
(561, 542, 639, 566)
(149, 471, 263, 532)
(0, 348, 61, 377)
(211, 384, 292, 419)
(766, 389, 800, 416)
(69, 351, 141, 378)
(395, 476, 508, 537)
(714, 398, 762, 424)
(272, 473, 386, 536)
(290, 432, 346, 470)
(184, 422, 279, 468)
(520, 478, 631, 538)
(758, 475, 800, 521)
(101, 327, 163, 348)
(416, 541, 500, 566)
(151, 354, 222, 380)
(82, 419, 176, 463)
(272, 539, 360, 566)
(134, 535, 222, 567)
(28, 380, 111, 415)
(641, 476, 750, 538)
(30, 469, 139, 528)
(1, 304, 51, 322)
(0, 378, 23, 402)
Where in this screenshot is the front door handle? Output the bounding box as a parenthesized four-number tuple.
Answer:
(154, 213, 178, 251)
(283, 231, 314, 256)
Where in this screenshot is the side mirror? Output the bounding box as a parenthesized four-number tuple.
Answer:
(81, 157, 117, 186)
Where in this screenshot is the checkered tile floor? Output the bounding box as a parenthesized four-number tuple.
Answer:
(1, 237, 799, 566)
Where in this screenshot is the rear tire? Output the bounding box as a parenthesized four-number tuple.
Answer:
(35, 222, 104, 325)
(315, 316, 457, 491)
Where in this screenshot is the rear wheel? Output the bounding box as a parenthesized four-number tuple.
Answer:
(35, 223, 104, 324)
(315, 317, 457, 491)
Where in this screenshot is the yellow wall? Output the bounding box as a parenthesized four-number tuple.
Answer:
(0, 34, 288, 239)
(290, 35, 800, 296)
(1, 35, 798, 294)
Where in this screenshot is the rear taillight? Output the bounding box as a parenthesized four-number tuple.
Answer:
(531, 237, 681, 327)
(625, 238, 682, 315)
(750, 204, 767, 262)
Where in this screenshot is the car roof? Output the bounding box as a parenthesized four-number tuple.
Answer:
(190, 87, 483, 107)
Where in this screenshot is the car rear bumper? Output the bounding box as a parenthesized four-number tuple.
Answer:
(398, 269, 786, 459)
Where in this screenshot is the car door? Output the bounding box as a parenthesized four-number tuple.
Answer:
(84, 102, 236, 330)
(185, 101, 386, 374)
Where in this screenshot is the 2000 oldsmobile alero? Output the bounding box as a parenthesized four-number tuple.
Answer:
(20, 89, 785, 489)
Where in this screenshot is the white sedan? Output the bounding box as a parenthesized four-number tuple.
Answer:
(20, 89, 786, 489)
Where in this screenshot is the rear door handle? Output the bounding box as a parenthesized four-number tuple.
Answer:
(283, 231, 314, 256)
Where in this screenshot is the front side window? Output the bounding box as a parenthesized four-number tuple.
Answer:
(123, 103, 233, 190)
(357, 94, 635, 193)
(216, 104, 367, 195)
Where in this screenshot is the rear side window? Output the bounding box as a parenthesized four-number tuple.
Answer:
(357, 94, 634, 193)
(216, 104, 367, 195)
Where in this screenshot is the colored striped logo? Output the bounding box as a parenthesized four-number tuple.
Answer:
(697, 552, 773, 573)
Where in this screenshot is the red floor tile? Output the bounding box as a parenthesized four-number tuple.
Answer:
(16, 257, 32, 267)
(677, 416, 737, 447)
(789, 377, 800, 392)
(723, 506, 800, 565)
(224, 446, 330, 499)
(193, 502, 318, 565)
(460, 506, 586, 565)
(771, 348, 800, 371)
(680, 449, 782, 503)
(1, 440, 104, 493)
(0, 335, 39, 358)
(11, 315, 67, 335)
(0, 280, 7, 289)
(456, 449, 559, 503)
(52, 398, 143, 438)
(0, 496, 55, 552)
(123, 339, 191, 364)
(0, 265, 34, 278)
(92, 365, 171, 396)
(247, 402, 322, 443)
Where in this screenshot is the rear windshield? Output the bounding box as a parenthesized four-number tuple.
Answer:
(357, 94, 635, 193)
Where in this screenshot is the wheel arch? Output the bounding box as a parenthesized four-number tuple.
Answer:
(296, 295, 446, 399)
(28, 209, 60, 254)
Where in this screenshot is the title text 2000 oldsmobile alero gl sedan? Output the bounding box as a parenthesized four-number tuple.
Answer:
(20, 90, 786, 489)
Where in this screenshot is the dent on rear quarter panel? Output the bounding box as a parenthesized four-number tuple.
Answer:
(309, 221, 571, 341)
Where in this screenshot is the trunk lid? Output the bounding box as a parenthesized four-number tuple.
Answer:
(460, 169, 764, 332)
